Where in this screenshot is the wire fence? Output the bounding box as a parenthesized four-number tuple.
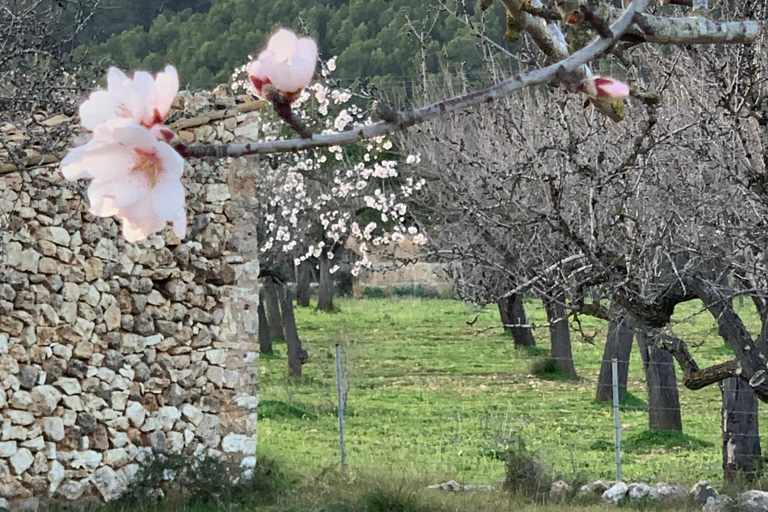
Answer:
(255, 298, 768, 490)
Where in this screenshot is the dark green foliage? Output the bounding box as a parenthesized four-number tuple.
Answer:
(363, 286, 386, 298)
(622, 430, 714, 454)
(117, 454, 286, 509)
(259, 399, 315, 420)
(83, 0, 512, 90)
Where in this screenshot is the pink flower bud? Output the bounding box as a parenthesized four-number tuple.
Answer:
(247, 28, 318, 101)
(583, 76, 630, 101)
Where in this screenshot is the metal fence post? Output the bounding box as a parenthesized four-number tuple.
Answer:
(335, 342, 347, 469)
(612, 356, 622, 482)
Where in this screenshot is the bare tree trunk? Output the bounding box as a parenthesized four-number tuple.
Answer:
(258, 288, 272, 354)
(498, 294, 535, 347)
(721, 377, 761, 482)
(317, 252, 335, 311)
(543, 293, 576, 377)
(637, 328, 683, 431)
(280, 282, 306, 378)
(296, 260, 312, 307)
(264, 278, 284, 340)
(596, 309, 634, 402)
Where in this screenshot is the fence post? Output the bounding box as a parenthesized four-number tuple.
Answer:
(335, 342, 347, 469)
(612, 356, 622, 482)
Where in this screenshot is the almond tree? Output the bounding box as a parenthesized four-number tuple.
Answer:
(47, 0, 765, 479)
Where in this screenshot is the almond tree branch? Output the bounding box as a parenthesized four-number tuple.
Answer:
(499, 0, 624, 121)
(177, 0, 649, 159)
(622, 13, 758, 45)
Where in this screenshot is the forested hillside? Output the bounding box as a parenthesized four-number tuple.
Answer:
(84, 0, 510, 90)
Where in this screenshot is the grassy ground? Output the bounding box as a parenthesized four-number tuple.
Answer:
(257, 297, 766, 491)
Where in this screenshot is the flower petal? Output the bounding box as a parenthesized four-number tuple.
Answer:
(154, 65, 179, 122)
(152, 173, 186, 220)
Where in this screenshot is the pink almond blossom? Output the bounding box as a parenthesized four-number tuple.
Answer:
(79, 65, 179, 131)
(61, 118, 186, 243)
(247, 28, 318, 101)
(583, 76, 630, 101)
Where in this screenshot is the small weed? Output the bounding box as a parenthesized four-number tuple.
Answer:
(503, 438, 551, 500)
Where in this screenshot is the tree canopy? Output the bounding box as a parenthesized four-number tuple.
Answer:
(84, 0, 509, 90)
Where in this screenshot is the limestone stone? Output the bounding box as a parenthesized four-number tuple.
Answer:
(17, 367, 39, 391)
(30, 385, 61, 415)
(8, 392, 32, 410)
(9, 449, 33, 475)
(104, 305, 121, 331)
(0, 442, 16, 458)
(93, 467, 121, 501)
(38, 227, 70, 246)
(704, 495, 733, 512)
(124, 402, 146, 428)
(692, 480, 718, 506)
(602, 482, 629, 505)
(740, 490, 768, 512)
(628, 483, 651, 502)
(47, 461, 65, 494)
(157, 407, 182, 430)
(196, 415, 221, 447)
(181, 404, 203, 426)
(54, 378, 81, 395)
(221, 433, 256, 455)
(42, 418, 64, 442)
(57, 479, 86, 500)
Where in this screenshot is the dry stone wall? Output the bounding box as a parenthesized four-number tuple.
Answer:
(0, 87, 265, 505)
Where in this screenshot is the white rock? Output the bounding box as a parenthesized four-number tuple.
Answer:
(9, 448, 33, 474)
(157, 406, 182, 430)
(70, 450, 102, 469)
(167, 432, 184, 453)
(0, 441, 17, 458)
(104, 448, 131, 468)
(8, 410, 33, 425)
(48, 461, 65, 494)
(93, 466, 122, 501)
(124, 402, 146, 428)
(43, 418, 65, 442)
(205, 349, 227, 365)
(222, 433, 256, 455)
(740, 490, 768, 512)
(602, 482, 629, 504)
(21, 437, 44, 450)
(628, 482, 651, 502)
(30, 385, 62, 414)
(704, 495, 733, 512)
(57, 479, 87, 500)
(181, 404, 203, 426)
(54, 378, 81, 395)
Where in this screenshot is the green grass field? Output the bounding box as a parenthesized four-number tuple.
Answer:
(257, 297, 766, 491)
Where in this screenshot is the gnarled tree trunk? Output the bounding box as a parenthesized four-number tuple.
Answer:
(721, 377, 761, 482)
(280, 282, 306, 378)
(543, 293, 576, 377)
(296, 260, 312, 307)
(596, 309, 634, 402)
(264, 278, 284, 340)
(258, 288, 272, 354)
(498, 294, 535, 348)
(638, 328, 682, 431)
(317, 252, 335, 312)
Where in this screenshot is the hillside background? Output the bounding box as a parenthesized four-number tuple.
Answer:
(80, 0, 511, 91)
